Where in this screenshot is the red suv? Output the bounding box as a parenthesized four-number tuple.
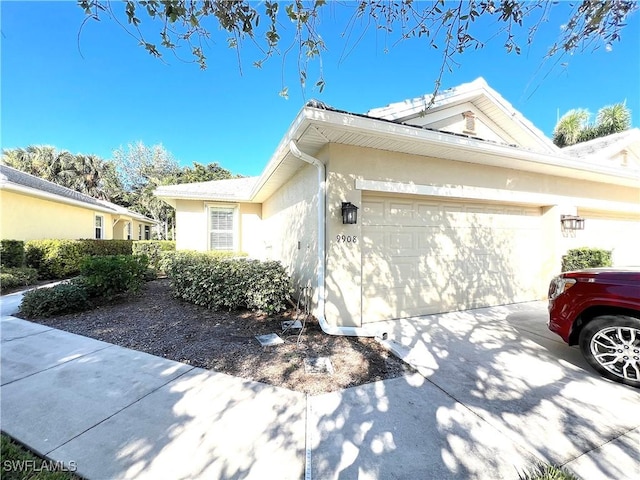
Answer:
(548, 268, 640, 388)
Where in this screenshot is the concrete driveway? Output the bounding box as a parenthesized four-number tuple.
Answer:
(307, 301, 640, 479)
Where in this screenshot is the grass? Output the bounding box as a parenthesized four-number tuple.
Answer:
(1, 434, 80, 480)
(519, 462, 581, 480)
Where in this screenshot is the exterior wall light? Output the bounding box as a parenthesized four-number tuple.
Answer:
(561, 215, 585, 231)
(341, 202, 359, 225)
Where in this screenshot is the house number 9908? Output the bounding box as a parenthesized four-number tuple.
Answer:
(336, 235, 357, 244)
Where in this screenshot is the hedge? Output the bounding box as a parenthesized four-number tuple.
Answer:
(163, 252, 292, 314)
(132, 240, 176, 270)
(25, 240, 83, 279)
(80, 254, 149, 299)
(24, 239, 134, 279)
(561, 247, 612, 272)
(0, 240, 25, 268)
(0, 267, 38, 293)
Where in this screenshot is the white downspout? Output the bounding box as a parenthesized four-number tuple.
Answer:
(289, 140, 384, 337)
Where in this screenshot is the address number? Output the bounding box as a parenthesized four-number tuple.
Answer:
(336, 235, 357, 243)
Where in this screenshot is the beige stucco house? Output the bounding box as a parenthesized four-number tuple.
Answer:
(0, 164, 156, 241)
(155, 78, 640, 334)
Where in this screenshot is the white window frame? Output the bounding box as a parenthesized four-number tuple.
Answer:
(144, 225, 151, 240)
(95, 215, 104, 239)
(207, 204, 239, 251)
(126, 222, 132, 240)
(138, 224, 143, 240)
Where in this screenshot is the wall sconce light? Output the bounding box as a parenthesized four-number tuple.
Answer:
(341, 202, 359, 225)
(561, 215, 585, 231)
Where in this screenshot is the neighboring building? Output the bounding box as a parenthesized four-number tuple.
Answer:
(0, 164, 156, 241)
(155, 78, 640, 334)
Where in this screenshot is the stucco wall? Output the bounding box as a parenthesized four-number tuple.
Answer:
(323, 143, 640, 327)
(262, 163, 319, 308)
(112, 219, 154, 240)
(175, 200, 208, 251)
(174, 199, 263, 255)
(565, 209, 640, 267)
(0, 190, 113, 240)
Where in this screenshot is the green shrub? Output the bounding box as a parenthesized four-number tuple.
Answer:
(80, 255, 149, 299)
(133, 240, 176, 270)
(77, 239, 133, 256)
(561, 247, 612, 272)
(158, 250, 243, 274)
(25, 240, 83, 279)
(24, 239, 136, 280)
(0, 267, 38, 292)
(0, 240, 25, 268)
(519, 462, 580, 480)
(19, 282, 90, 318)
(165, 253, 292, 313)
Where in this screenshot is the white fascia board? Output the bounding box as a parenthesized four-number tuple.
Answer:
(247, 108, 314, 200)
(478, 84, 557, 153)
(1, 182, 117, 214)
(368, 78, 485, 119)
(369, 79, 556, 154)
(305, 108, 640, 187)
(355, 179, 640, 215)
(154, 191, 251, 202)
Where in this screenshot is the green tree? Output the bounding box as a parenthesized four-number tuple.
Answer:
(553, 103, 632, 147)
(112, 142, 182, 239)
(552, 109, 590, 148)
(178, 161, 238, 183)
(596, 102, 631, 136)
(78, 1, 637, 99)
(2, 146, 117, 200)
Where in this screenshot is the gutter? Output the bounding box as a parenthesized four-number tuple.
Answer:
(288, 140, 383, 338)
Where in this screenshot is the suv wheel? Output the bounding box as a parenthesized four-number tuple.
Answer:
(579, 315, 640, 388)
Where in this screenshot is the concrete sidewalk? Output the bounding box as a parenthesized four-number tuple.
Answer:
(2, 295, 639, 479)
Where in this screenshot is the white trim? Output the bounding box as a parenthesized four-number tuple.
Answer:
(206, 203, 239, 251)
(289, 140, 387, 338)
(94, 214, 105, 239)
(304, 108, 640, 188)
(355, 179, 640, 214)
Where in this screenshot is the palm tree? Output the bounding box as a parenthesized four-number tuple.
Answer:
(553, 109, 590, 147)
(2, 147, 32, 172)
(553, 102, 632, 147)
(2, 146, 123, 202)
(69, 154, 108, 199)
(595, 102, 631, 136)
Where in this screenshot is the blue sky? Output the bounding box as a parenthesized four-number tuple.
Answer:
(1, 1, 639, 177)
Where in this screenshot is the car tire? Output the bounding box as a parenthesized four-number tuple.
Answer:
(579, 315, 640, 388)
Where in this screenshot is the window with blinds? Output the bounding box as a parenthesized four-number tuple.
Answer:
(209, 207, 235, 250)
(95, 215, 104, 239)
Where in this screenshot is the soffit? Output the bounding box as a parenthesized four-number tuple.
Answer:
(296, 108, 640, 189)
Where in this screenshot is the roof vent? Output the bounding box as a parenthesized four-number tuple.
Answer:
(621, 149, 628, 167)
(462, 111, 476, 135)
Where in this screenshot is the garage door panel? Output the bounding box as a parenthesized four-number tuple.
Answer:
(361, 195, 542, 323)
(363, 257, 418, 285)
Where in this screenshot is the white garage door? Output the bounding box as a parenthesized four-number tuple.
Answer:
(361, 194, 543, 323)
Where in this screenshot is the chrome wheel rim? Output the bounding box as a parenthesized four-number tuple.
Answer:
(590, 326, 640, 382)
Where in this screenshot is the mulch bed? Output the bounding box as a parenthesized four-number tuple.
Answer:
(21, 279, 413, 395)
